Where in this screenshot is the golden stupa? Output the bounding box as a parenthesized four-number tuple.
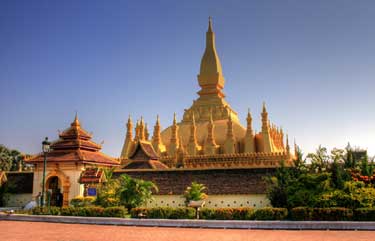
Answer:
(121, 18, 293, 169)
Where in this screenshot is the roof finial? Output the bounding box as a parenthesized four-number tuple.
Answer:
(72, 111, 80, 127)
(208, 16, 213, 32)
(262, 102, 267, 113)
(156, 114, 160, 125)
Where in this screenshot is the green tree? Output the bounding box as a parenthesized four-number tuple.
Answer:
(360, 154, 374, 177)
(266, 160, 291, 208)
(183, 181, 208, 206)
(0, 145, 27, 171)
(330, 148, 345, 189)
(344, 143, 355, 168)
(291, 146, 307, 177)
(118, 174, 158, 211)
(307, 145, 330, 173)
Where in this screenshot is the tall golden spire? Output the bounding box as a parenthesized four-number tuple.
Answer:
(224, 112, 235, 154)
(144, 123, 149, 141)
(152, 115, 165, 154)
(261, 102, 269, 132)
(168, 113, 179, 156)
(120, 115, 134, 159)
(261, 102, 273, 153)
(187, 113, 200, 155)
(244, 108, 255, 153)
(126, 115, 133, 139)
(182, 17, 239, 123)
(197, 17, 225, 98)
(286, 134, 290, 154)
(134, 119, 140, 141)
(152, 115, 162, 144)
(189, 113, 198, 145)
(139, 117, 145, 141)
(204, 111, 217, 155)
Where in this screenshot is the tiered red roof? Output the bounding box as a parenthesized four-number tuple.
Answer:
(123, 141, 168, 169)
(26, 115, 119, 166)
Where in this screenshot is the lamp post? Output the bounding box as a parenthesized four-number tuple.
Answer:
(41, 137, 51, 207)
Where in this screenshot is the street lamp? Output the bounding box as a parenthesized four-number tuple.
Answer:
(41, 137, 51, 207)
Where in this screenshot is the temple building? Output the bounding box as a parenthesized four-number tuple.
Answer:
(120, 18, 293, 170)
(26, 115, 119, 206)
(116, 18, 295, 209)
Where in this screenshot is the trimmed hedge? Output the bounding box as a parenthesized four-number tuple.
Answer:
(200, 208, 254, 220)
(29, 206, 375, 221)
(291, 207, 353, 221)
(354, 208, 375, 221)
(131, 207, 288, 220)
(253, 208, 288, 220)
(30, 206, 127, 218)
(103, 206, 128, 218)
(130, 207, 195, 219)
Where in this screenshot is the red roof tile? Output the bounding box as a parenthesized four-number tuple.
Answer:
(26, 116, 119, 166)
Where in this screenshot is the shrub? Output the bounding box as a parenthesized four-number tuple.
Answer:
(61, 207, 81, 216)
(168, 208, 195, 219)
(77, 206, 104, 217)
(200, 208, 216, 220)
(30, 207, 61, 215)
(291, 207, 353, 221)
(130, 208, 149, 218)
(253, 208, 288, 220)
(200, 208, 254, 220)
(311, 208, 353, 221)
(232, 208, 255, 220)
(30, 206, 128, 218)
(130, 207, 196, 219)
(103, 207, 128, 218)
(290, 207, 313, 221)
(354, 208, 375, 221)
(70, 196, 95, 207)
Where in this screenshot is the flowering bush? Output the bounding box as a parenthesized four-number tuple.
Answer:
(70, 196, 95, 207)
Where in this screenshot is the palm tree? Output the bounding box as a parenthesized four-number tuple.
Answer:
(183, 182, 208, 206)
(118, 174, 158, 211)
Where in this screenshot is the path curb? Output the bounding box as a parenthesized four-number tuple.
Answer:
(1, 214, 375, 230)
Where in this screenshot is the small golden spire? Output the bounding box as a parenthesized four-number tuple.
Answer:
(145, 123, 149, 140)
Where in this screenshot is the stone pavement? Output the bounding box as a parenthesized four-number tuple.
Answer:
(1, 221, 374, 241)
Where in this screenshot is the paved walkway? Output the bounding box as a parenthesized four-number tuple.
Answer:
(0, 221, 374, 241)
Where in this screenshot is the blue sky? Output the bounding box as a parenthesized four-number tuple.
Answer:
(1, 0, 374, 157)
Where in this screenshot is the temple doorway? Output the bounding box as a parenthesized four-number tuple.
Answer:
(46, 176, 63, 207)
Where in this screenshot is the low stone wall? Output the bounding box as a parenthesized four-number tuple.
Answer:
(6, 193, 33, 207)
(115, 167, 275, 195)
(145, 194, 270, 208)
